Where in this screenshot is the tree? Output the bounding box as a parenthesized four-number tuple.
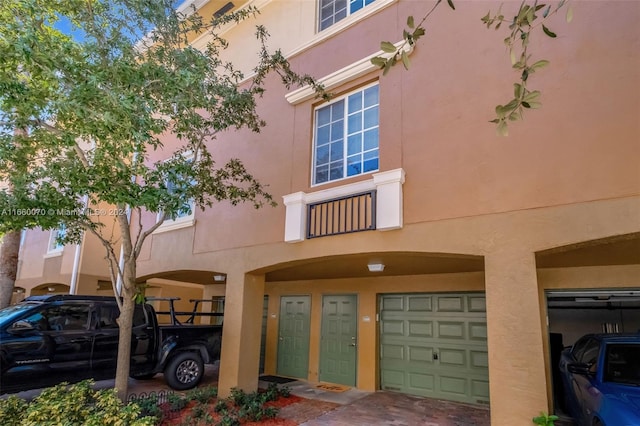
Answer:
(0, 0, 322, 400)
(0, 231, 20, 308)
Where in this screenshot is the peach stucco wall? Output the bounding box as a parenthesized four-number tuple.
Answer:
(134, 0, 638, 259)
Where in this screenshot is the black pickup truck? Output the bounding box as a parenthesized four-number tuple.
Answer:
(0, 295, 223, 394)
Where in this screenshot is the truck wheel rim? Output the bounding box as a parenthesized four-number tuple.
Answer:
(177, 360, 200, 384)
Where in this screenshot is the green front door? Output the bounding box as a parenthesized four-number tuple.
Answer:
(276, 295, 310, 379)
(319, 294, 357, 386)
(380, 293, 489, 405)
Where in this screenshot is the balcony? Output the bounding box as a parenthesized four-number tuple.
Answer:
(283, 168, 405, 243)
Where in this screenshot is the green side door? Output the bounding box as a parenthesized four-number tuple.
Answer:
(319, 294, 357, 386)
(276, 295, 310, 379)
(380, 293, 489, 405)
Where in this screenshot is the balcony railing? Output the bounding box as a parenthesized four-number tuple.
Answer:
(307, 190, 376, 239)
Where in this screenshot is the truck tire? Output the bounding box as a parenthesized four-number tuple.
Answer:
(164, 351, 204, 390)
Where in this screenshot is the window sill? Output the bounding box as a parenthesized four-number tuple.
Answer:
(153, 217, 196, 234)
(44, 250, 63, 259)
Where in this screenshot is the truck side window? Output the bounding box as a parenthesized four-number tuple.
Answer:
(47, 305, 90, 331)
(97, 306, 119, 329)
(14, 311, 50, 331)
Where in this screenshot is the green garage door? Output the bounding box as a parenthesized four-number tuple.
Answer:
(380, 293, 489, 405)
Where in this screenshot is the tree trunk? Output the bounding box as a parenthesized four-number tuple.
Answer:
(0, 231, 20, 308)
(114, 257, 137, 401)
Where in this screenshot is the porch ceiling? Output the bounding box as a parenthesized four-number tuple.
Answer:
(536, 232, 640, 268)
(265, 252, 484, 282)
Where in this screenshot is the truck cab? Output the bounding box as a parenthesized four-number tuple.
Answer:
(0, 295, 222, 394)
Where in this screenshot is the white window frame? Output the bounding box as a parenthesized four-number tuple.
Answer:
(312, 81, 380, 186)
(46, 225, 66, 256)
(154, 152, 196, 234)
(318, 0, 378, 32)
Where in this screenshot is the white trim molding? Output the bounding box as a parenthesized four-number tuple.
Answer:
(153, 216, 196, 234)
(288, 0, 398, 59)
(285, 39, 413, 105)
(283, 168, 405, 242)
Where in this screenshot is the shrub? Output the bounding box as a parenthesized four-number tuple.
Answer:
(0, 395, 28, 426)
(533, 411, 559, 426)
(186, 386, 218, 404)
(0, 380, 155, 426)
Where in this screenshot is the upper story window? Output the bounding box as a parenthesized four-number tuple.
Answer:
(313, 82, 379, 185)
(155, 153, 196, 233)
(319, 0, 377, 31)
(47, 225, 66, 254)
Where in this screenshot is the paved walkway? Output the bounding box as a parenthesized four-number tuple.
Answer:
(19, 364, 589, 425)
(295, 391, 490, 426)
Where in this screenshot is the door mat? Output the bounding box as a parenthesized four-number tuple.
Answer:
(315, 383, 350, 392)
(259, 375, 297, 384)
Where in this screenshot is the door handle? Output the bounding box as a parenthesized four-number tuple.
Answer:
(279, 337, 283, 341)
(350, 343, 357, 347)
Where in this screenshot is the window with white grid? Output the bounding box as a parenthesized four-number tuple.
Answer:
(313, 83, 379, 185)
(318, 0, 377, 31)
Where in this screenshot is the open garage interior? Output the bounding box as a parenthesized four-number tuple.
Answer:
(547, 290, 640, 346)
(546, 289, 640, 416)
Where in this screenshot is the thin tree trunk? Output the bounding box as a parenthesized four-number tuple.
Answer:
(0, 231, 20, 308)
(114, 257, 136, 401)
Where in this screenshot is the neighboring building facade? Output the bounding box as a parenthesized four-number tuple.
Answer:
(14, 1, 640, 424)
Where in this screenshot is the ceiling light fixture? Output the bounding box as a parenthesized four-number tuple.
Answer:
(213, 274, 226, 282)
(367, 263, 385, 272)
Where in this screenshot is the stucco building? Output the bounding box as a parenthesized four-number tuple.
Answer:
(13, 1, 640, 424)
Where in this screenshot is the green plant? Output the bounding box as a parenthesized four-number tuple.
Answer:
(277, 385, 291, 398)
(0, 395, 28, 426)
(187, 385, 218, 403)
(217, 414, 241, 426)
(167, 391, 188, 411)
(0, 380, 155, 426)
(533, 411, 559, 425)
(229, 387, 249, 406)
(191, 401, 208, 419)
(135, 395, 164, 423)
(214, 400, 229, 414)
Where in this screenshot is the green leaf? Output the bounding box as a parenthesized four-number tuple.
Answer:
(513, 83, 523, 99)
(542, 24, 557, 38)
(370, 56, 387, 68)
(447, 0, 456, 11)
(497, 120, 509, 136)
(380, 41, 397, 53)
(566, 5, 573, 23)
(530, 59, 550, 70)
(407, 16, 415, 29)
(383, 59, 393, 76)
(413, 27, 426, 39)
(523, 90, 541, 102)
(401, 50, 410, 70)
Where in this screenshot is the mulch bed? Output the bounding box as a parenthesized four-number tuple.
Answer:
(161, 393, 332, 425)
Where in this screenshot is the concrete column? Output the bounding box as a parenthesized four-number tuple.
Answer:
(218, 272, 265, 398)
(485, 249, 548, 425)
